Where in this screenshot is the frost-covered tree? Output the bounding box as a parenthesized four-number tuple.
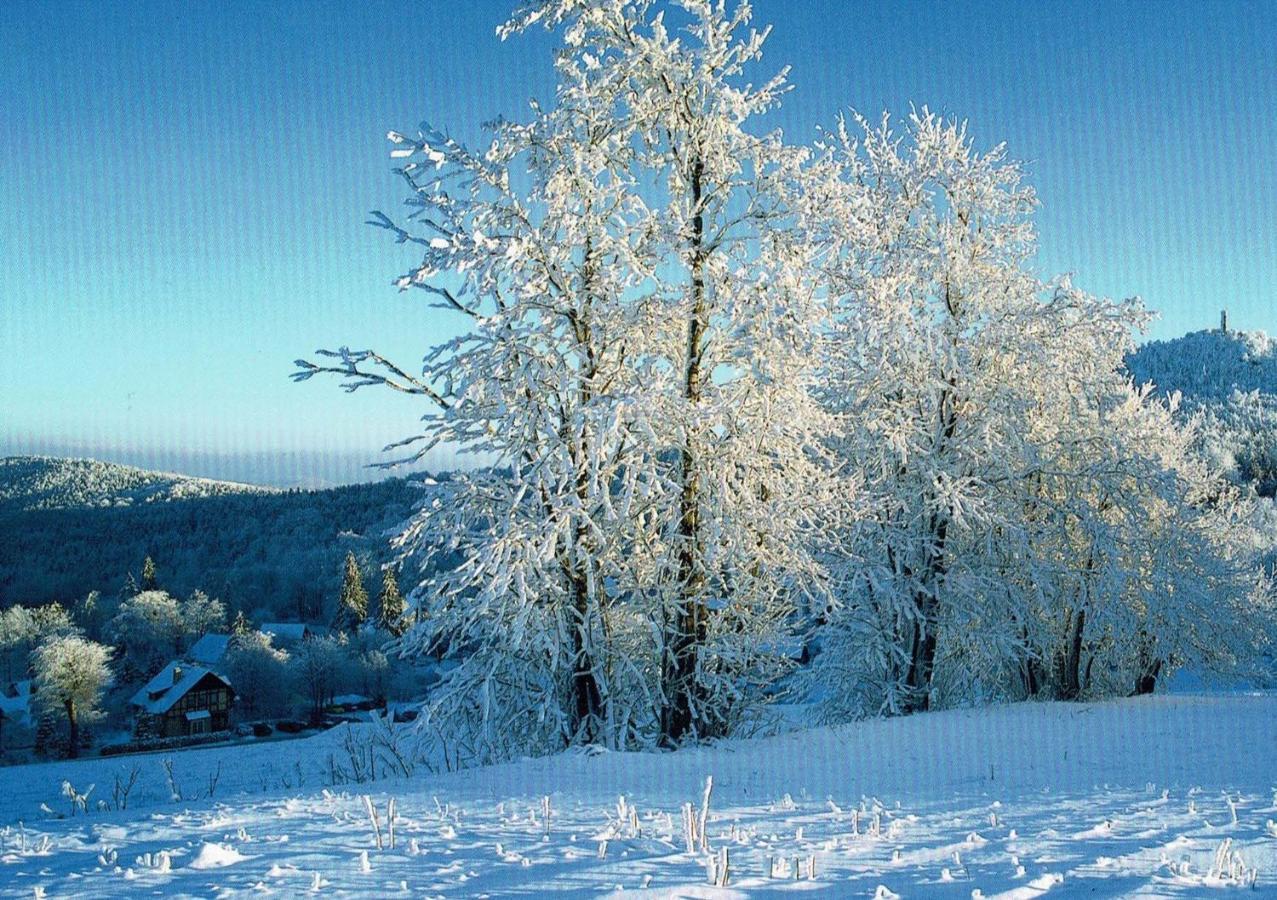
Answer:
(299, 1, 656, 753)
(30, 634, 113, 758)
(298, 0, 835, 754)
(291, 633, 346, 723)
(140, 555, 158, 591)
(332, 552, 368, 635)
(181, 589, 227, 642)
(0, 603, 75, 683)
(0, 606, 37, 684)
(523, 0, 840, 744)
(110, 590, 183, 676)
(375, 566, 406, 637)
(810, 110, 1273, 716)
(108, 588, 226, 677)
(225, 630, 291, 718)
(1011, 387, 1274, 700)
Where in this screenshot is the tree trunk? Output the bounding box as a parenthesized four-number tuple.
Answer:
(568, 568, 604, 744)
(902, 511, 948, 713)
(663, 155, 709, 747)
(1060, 607, 1086, 700)
(65, 699, 79, 760)
(1134, 658, 1161, 695)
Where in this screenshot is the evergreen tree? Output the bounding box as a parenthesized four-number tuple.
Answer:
(333, 552, 368, 634)
(231, 609, 251, 636)
(140, 555, 158, 591)
(376, 566, 406, 637)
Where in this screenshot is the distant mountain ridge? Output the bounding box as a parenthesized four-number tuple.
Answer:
(0, 456, 436, 616)
(0, 456, 276, 514)
(1126, 325, 1277, 495)
(1126, 327, 1277, 403)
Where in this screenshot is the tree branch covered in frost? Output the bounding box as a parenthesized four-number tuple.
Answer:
(296, 0, 1276, 753)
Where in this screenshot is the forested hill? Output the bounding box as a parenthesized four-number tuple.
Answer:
(1126, 326, 1277, 494)
(0, 456, 436, 618)
(0, 456, 276, 513)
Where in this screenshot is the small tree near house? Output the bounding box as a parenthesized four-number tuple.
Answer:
(31, 635, 114, 759)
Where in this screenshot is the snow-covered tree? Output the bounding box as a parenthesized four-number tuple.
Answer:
(810, 110, 1274, 716)
(110, 589, 222, 674)
(375, 566, 406, 637)
(298, 0, 838, 754)
(110, 591, 183, 676)
(140, 555, 158, 591)
(299, 0, 658, 754)
(0, 606, 38, 684)
(291, 633, 346, 723)
(30, 634, 113, 759)
(182, 589, 227, 642)
(0, 603, 75, 684)
(224, 630, 291, 718)
(525, 0, 840, 744)
(332, 552, 368, 635)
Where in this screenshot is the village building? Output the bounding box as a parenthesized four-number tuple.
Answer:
(259, 622, 317, 647)
(187, 633, 231, 669)
(129, 662, 234, 739)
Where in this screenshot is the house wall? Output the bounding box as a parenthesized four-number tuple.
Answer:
(139, 673, 235, 739)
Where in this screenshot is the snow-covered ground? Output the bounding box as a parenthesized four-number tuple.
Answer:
(1, 693, 1274, 897)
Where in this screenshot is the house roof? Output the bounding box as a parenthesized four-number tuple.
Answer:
(0, 680, 32, 724)
(260, 622, 312, 642)
(188, 633, 231, 666)
(129, 662, 232, 715)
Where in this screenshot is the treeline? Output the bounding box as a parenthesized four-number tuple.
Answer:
(1127, 328, 1277, 497)
(0, 475, 434, 620)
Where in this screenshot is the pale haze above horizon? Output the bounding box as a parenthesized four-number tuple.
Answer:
(3, 0, 1275, 487)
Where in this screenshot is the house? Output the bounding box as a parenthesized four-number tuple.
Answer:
(259, 622, 316, 647)
(129, 662, 235, 739)
(187, 633, 231, 669)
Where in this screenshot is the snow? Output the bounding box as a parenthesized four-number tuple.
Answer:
(258, 623, 314, 645)
(187, 841, 249, 869)
(0, 692, 1273, 896)
(128, 662, 225, 715)
(186, 634, 230, 668)
(0, 680, 32, 726)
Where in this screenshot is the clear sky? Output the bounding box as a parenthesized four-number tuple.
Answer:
(3, 0, 1275, 486)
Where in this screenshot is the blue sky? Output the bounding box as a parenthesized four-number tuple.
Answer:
(2, 0, 1274, 485)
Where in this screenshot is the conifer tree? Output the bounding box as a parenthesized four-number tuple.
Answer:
(376, 566, 406, 637)
(333, 552, 368, 634)
(231, 609, 251, 636)
(140, 556, 158, 591)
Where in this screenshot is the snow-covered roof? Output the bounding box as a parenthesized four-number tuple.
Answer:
(129, 662, 231, 715)
(260, 623, 313, 642)
(0, 680, 32, 724)
(188, 633, 231, 666)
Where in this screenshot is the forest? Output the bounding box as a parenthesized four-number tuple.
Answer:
(0, 457, 432, 621)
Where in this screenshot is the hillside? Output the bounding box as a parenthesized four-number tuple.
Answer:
(0, 456, 276, 513)
(0, 693, 1271, 895)
(0, 456, 437, 618)
(1126, 326, 1277, 495)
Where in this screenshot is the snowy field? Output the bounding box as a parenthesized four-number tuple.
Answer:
(1, 693, 1274, 897)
